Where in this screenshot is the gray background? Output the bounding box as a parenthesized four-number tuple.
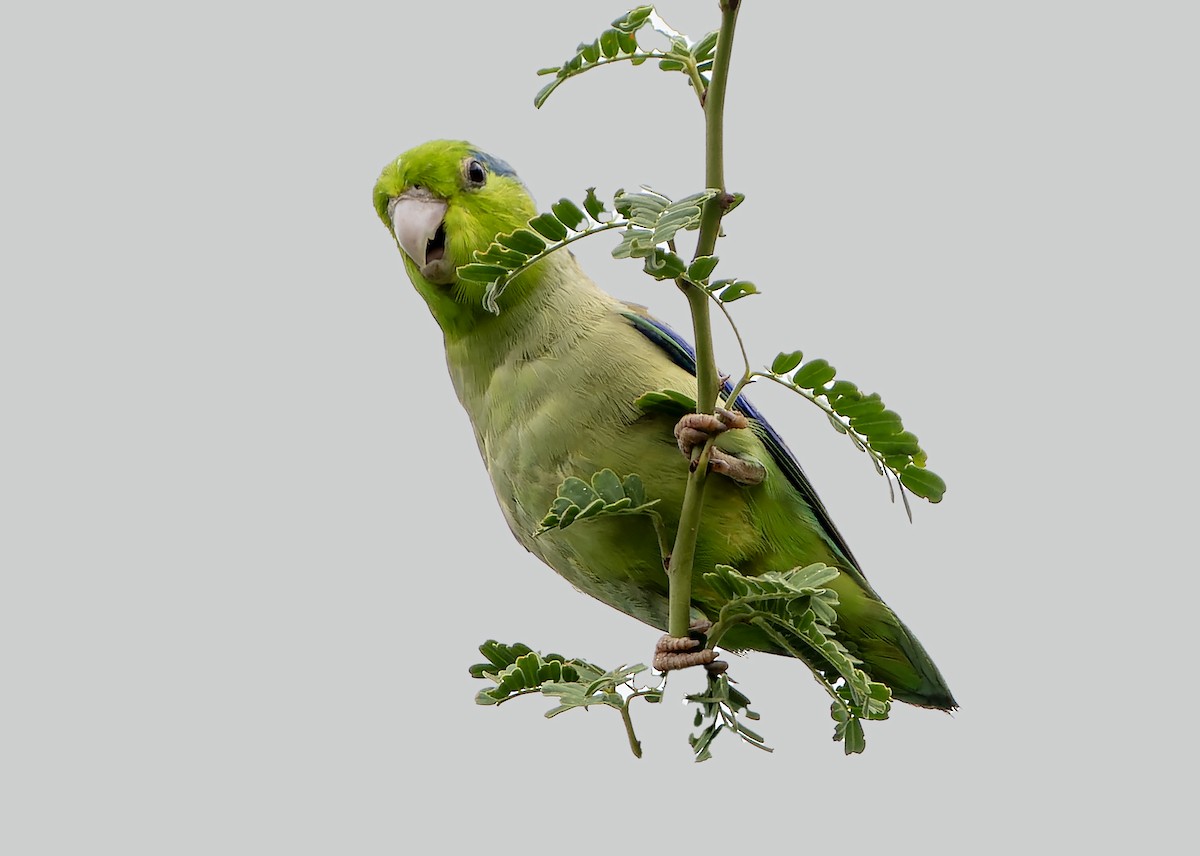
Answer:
(3, 1, 1196, 852)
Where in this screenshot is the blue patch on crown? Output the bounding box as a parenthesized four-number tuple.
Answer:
(468, 149, 533, 204)
(468, 150, 519, 179)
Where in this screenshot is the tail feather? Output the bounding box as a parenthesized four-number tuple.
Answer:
(852, 614, 957, 710)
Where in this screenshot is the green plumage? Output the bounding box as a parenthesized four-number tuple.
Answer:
(375, 140, 955, 710)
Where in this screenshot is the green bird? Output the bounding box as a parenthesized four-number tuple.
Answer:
(373, 140, 956, 710)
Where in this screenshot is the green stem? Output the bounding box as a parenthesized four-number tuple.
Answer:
(710, 290, 752, 387)
(695, 4, 739, 260)
(619, 700, 643, 758)
(724, 374, 752, 412)
(665, 0, 741, 640)
(684, 61, 708, 106)
(647, 511, 673, 568)
(665, 438, 710, 638)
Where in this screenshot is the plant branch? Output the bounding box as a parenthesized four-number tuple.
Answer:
(647, 510, 673, 567)
(710, 289, 752, 384)
(619, 700, 643, 758)
(665, 0, 741, 639)
(685, 62, 708, 106)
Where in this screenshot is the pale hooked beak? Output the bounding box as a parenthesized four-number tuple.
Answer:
(389, 188, 453, 284)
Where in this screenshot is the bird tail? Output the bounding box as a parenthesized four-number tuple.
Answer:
(850, 610, 957, 710)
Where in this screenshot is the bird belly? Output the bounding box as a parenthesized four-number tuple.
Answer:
(446, 302, 767, 631)
(477, 367, 680, 629)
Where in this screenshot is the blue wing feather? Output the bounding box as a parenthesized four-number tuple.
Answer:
(621, 307, 861, 570)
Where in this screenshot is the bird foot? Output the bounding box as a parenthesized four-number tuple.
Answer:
(653, 620, 727, 676)
(673, 409, 766, 486)
(675, 409, 748, 453)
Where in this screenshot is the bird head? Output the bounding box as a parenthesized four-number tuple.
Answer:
(374, 140, 537, 329)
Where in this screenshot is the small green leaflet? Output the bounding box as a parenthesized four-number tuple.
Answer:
(771, 350, 804, 374)
(686, 255, 719, 282)
(708, 278, 759, 303)
(634, 388, 697, 419)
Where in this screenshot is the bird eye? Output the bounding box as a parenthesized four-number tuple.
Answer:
(465, 159, 487, 188)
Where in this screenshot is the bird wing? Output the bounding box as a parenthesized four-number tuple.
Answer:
(620, 306, 861, 571)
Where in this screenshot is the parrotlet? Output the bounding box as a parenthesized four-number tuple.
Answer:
(373, 140, 955, 709)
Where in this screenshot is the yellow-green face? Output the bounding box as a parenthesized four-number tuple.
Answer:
(373, 140, 537, 321)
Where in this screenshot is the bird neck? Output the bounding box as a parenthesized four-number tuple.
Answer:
(442, 251, 616, 410)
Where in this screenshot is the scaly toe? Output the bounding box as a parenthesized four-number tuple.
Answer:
(709, 449, 767, 486)
(674, 413, 728, 457)
(653, 620, 717, 672)
(715, 407, 749, 430)
(653, 646, 717, 672)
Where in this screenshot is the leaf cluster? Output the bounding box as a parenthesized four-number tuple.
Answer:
(536, 468, 659, 534)
(459, 188, 618, 313)
(534, 6, 718, 109)
(687, 672, 769, 762)
(703, 563, 892, 754)
(471, 640, 651, 713)
(609, 187, 749, 304)
(470, 640, 661, 756)
(460, 185, 744, 312)
(765, 351, 947, 511)
(675, 251, 757, 303)
(470, 639, 770, 763)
